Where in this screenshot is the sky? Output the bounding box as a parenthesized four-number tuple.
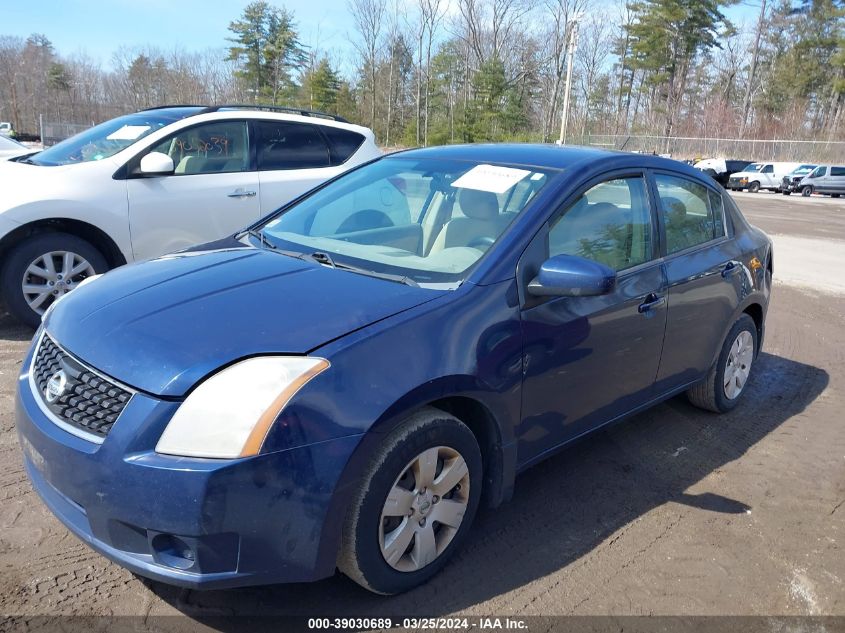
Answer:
(2, 0, 761, 77)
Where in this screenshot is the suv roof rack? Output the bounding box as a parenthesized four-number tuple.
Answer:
(139, 105, 207, 111)
(201, 104, 348, 123)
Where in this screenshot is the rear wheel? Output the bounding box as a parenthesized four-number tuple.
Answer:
(1, 233, 108, 329)
(801, 185, 813, 197)
(687, 314, 758, 413)
(338, 408, 482, 594)
(748, 181, 761, 193)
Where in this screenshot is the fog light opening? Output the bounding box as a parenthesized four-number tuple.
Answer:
(151, 534, 196, 570)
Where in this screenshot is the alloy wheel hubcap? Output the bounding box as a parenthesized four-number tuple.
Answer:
(379, 446, 470, 572)
(723, 330, 754, 400)
(22, 251, 96, 315)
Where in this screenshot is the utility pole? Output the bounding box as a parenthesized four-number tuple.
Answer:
(740, 0, 767, 137)
(558, 13, 584, 145)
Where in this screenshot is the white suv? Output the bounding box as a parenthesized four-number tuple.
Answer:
(0, 106, 380, 327)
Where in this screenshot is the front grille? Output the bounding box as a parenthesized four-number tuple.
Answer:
(32, 334, 132, 439)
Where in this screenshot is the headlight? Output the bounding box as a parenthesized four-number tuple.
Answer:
(155, 356, 329, 459)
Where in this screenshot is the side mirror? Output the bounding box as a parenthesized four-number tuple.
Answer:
(527, 254, 616, 298)
(138, 151, 174, 176)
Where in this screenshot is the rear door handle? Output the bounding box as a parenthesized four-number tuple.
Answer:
(721, 262, 741, 278)
(227, 188, 257, 198)
(638, 293, 665, 314)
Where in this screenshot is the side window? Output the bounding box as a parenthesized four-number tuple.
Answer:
(809, 166, 826, 178)
(254, 121, 331, 170)
(761, 164, 774, 174)
(320, 126, 365, 165)
(150, 121, 249, 175)
(830, 166, 845, 177)
(548, 176, 653, 271)
(655, 174, 718, 254)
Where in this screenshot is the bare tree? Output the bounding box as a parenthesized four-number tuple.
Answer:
(349, 0, 386, 131)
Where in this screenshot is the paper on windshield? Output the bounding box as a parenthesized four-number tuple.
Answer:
(451, 164, 531, 194)
(106, 125, 151, 141)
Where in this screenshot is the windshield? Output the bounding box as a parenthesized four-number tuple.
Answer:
(792, 164, 816, 175)
(28, 109, 201, 166)
(257, 157, 554, 285)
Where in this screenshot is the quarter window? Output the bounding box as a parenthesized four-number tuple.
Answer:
(655, 174, 719, 254)
(150, 121, 249, 175)
(320, 126, 365, 165)
(549, 176, 653, 271)
(254, 121, 331, 170)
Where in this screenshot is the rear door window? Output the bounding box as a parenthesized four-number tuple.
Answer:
(655, 174, 720, 254)
(254, 120, 331, 170)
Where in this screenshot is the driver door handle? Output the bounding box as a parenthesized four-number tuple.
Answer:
(638, 293, 665, 314)
(227, 188, 257, 198)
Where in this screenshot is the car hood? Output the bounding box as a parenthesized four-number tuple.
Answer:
(0, 159, 95, 209)
(45, 245, 443, 397)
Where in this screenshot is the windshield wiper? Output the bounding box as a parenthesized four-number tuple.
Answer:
(305, 251, 418, 287)
(239, 228, 276, 250)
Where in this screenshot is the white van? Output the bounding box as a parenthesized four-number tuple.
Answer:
(727, 162, 800, 193)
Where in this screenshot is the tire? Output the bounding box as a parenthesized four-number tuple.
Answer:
(782, 191, 791, 196)
(801, 186, 813, 197)
(832, 194, 840, 198)
(748, 181, 761, 193)
(1, 232, 108, 329)
(687, 314, 758, 413)
(338, 408, 482, 594)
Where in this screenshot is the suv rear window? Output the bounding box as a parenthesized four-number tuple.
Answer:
(321, 126, 365, 165)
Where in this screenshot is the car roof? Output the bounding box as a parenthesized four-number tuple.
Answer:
(391, 143, 710, 181)
(141, 104, 349, 124)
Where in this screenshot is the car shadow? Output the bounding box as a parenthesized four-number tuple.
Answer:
(0, 308, 37, 342)
(141, 351, 828, 622)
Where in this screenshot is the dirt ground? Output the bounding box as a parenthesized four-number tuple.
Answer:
(0, 191, 843, 625)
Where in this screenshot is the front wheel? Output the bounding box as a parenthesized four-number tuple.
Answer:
(1, 233, 108, 329)
(802, 185, 813, 197)
(687, 314, 758, 413)
(782, 191, 791, 196)
(748, 181, 761, 193)
(338, 408, 482, 594)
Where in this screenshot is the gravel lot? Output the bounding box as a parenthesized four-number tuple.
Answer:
(0, 191, 843, 625)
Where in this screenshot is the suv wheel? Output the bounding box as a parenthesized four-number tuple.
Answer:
(801, 185, 813, 197)
(1, 233, 108, 329)
(687, 314, 758, 413)
(338, 408, 482, 594)
(748, 181, 761, 193)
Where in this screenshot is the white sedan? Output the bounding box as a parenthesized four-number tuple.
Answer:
(0, 106, 380, 327)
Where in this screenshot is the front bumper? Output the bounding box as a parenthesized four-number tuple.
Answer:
(16, 344, 363, 589)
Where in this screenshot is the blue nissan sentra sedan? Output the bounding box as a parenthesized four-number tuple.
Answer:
(16, 144, 772, 594)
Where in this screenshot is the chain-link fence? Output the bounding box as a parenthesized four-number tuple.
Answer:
(39, 121, 92, 147)
(569, 134, 845, 163)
